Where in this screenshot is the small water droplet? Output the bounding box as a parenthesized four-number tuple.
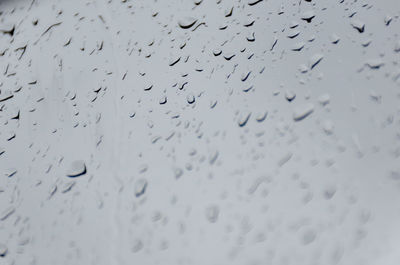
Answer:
(351, 20, 365, 33)
(309, 54, 323, 70)
(301, 11, 315, 23)
(0, 243, 7, 257)
(301, 229, 316, 245)
(293, 103, 314, 121)
(205, 205, 219, 223)
(285, 91, 296, 102)
(0, 206, 15, 221)
(134, 179, 148, 197)
(186, 93, 195, 104)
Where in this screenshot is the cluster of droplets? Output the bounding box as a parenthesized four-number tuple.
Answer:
(0, 0, 400, 264)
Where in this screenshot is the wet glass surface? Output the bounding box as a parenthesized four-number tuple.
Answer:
(0, 0, 400, 264)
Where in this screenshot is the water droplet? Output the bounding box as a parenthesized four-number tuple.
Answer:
(159, 96, 167, 105)
(285, 91, 296, 102)
(131, 239, 143, 253)
(351, 20, 365, 33)
(134, 179, 148, 197)
(66, 160, 86, 178)
(238, 112, 251, 127)
(287, 30, 300, 39)
(205, 205, 219, 223)
(330, 33, 340, 44)
(178, 17, 197, 29)
(0, 206, 15, 221)
(0, 243, 7, 257)
(309, 54, 323, 70)
(186, 93, 195, 104)
(301, 229, 316, 245)
(318, 94, 330, 106)
(248, 0, 263, 6)
(293, 103, 314, 121)
(365, 59, 384, 69)
(394, 41, 400, 53)
(256, 111, 268, 122)
(301, 11, 315, 23)
(323, 120, 334, 135)
(384, 15, 392, 26)
(324, 186, 336, 200)
(292, 42, 305, 51)
(61, 181, 75, 193)
(278, 152, 293, 167)
(174, 168, 183, 179)
(209, 150, 219, 165)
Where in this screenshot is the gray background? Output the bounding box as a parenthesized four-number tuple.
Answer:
(0, 0, 400, 264)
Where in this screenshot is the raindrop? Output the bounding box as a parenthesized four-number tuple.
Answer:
(223, 52, 235, 61)
(159, 96, 167, 105)
(256, 111, 268, 122)
(324, 186, 336, 200)
(0, 206, 15, 221)
(213, 49, 222, 56)
(169, 57, 181, 67)
(309, 54, 324, 70)
(66, 160, 86, 178)
(205, 205, 219, 223)
(0, 92, 13, 102)
(135, 179, 148, 198)
(395, 41, 400, 53)
(174, 168, 183, 179)
(290, 21, 299, 28)
(293, 103, 314, 121)
(224, 7, 233, 17)
(318, 94, 331, 106)
(384, 15, 392, 26)
(61, 181, 75, 193)
(186, 93, 195, 104)
(351, 20, 365, 33)
(292, 42, 305, 51)
(285, 91, 296, 102)
(278, 152, 293, 167)
(241, 71, 251, 82)
(287, 30, 300, 39)
(301, 229, 316, 245)
(209, 150, 219, 165)
(248, 0, 263, 6)
(365, 59, 384, 70)
(270, 36, 278, 51)
(323, 120, 334, 135)
(178, 17, 197, 29)
(330, 33, 340, 44)
(0, 243, 7, 257)
(238, 112, 251, 127)
(131, 239, 143, 253)
(301, 11, 315, 23)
